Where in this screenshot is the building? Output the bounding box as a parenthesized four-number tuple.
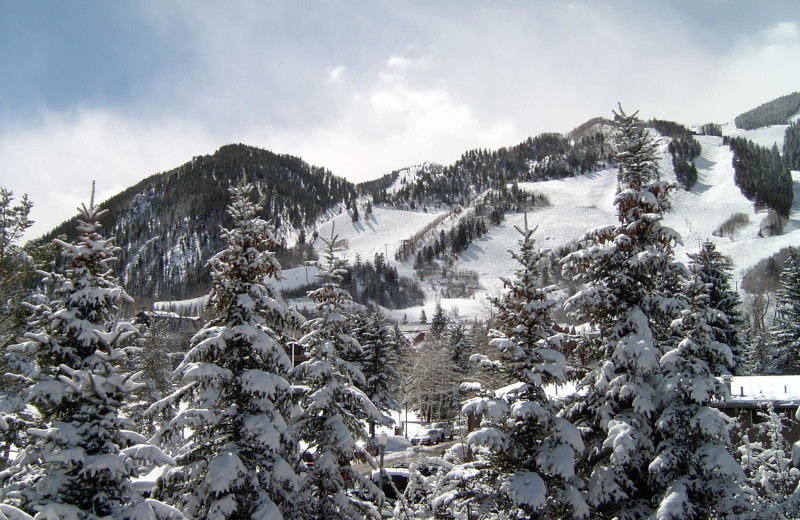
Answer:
(717, 375, 800, 445)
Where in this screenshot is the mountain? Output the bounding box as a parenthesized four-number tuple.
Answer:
(36, 94, 800, 316)
(43, 144, 356, 301)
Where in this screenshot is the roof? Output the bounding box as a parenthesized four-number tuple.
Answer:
(721, 375, 800, 408)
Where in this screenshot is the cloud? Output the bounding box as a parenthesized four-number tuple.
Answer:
(266, 52, 519, 181)
(0, 110, 217, 240)
(326, 65, 348, 84)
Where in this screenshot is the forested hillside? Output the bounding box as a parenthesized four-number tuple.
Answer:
(363, 127, 614, 207)
(734, 91, 800, 130)
(43, 144, 357, 299)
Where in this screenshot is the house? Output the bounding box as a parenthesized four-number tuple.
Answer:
(716, 375, 800, 445)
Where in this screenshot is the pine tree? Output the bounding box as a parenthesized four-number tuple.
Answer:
(561, 106, 685, 520)
(1, 193, 177, 519)
(291, 234, 383, 520)
(687, 240, 744, 374)
(771, 248, 800, 374)
(152, 181, 304, 519)
(649, 264, 745, 519)
(439, 223, 588, 519)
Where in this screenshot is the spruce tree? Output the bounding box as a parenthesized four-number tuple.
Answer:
(687, 240, 743, 374)
(152, 181, 304, 519)
(649, 264, 744, 519)
(439, 223, 588, 519)
(351, 309, 401, 438)
(291, 234, 383, 520)
(429, 302, 448, 339)
(1, 194, 177, 519)
(771, 248, 800, 374)
(736, 403, 800, 517)
(561, 106, 684, 520)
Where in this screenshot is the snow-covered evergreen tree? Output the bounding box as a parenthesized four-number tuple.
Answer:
(737, 403, 800, 518)
(434, 223, 588, 519)
(0, 194, 178, 519)
(291, 234, 383, 520)
(650, 264, 745, 519)
(152, 181, 304, 520)
(127, 315, 174, 440)
(561, 106, 685, 520)
(687, 240, 743, 374)
(351, 308, 401, 437)
(771, 248, 800, 375)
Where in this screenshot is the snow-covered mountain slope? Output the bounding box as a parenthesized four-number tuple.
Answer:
(722, 122, 791, 150)
(305, 131, 799, 322)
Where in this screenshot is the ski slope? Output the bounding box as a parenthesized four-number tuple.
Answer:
(306, 126, 799, 321)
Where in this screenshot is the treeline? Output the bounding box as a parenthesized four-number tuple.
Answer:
(650, 119, 702, 190)
(403, 185, 549, 272)
(725, 136, 793, 216)
(734, 91, 800, 130)
(341, 253, 425, 309)
(784, 122, 800, 171)
(412, 213, 490, 268)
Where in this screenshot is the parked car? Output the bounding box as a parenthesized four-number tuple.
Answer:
(410, 428, 442, 445)
(430, 421, 454, 440)
(371, 467, 410, 500)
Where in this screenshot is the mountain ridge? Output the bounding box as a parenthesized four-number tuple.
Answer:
(32, 94, 800, 307)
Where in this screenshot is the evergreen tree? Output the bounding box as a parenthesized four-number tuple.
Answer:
(771, 248, 800, 374)
(291, 234, 383, 520)
(0, 188, 35, 351)
(649, 264, 745, 519)
(439, 223, 588, 519)
(351, 308, 402, 437)
(736, 403, 800, 517)
(429, 302, 449, 339)
(561, 106, 685, 520)
(152, 181, 304, 519)
(1, 194, 177, 519)
(128, 315, 174, 440)
(687, 241, 744, 374)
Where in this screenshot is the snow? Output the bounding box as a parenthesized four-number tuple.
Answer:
(723, 375, 800, 406)
(499, 471, 547, 509)
(314, 206, 448, 269)
(722, 122, 789, 150)
(206, 452, 247, 495)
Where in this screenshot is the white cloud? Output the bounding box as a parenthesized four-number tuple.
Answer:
(267, 53, 518, 182)
(0, 110, 217, 240)
(326, 65, 347, 84)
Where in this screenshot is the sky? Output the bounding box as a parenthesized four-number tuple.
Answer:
(1, 1, 799, 240)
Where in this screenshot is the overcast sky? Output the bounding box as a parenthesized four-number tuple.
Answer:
(2, 0, 799, 240)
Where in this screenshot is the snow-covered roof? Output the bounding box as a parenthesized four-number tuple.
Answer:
(721, 375, 800, 408)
